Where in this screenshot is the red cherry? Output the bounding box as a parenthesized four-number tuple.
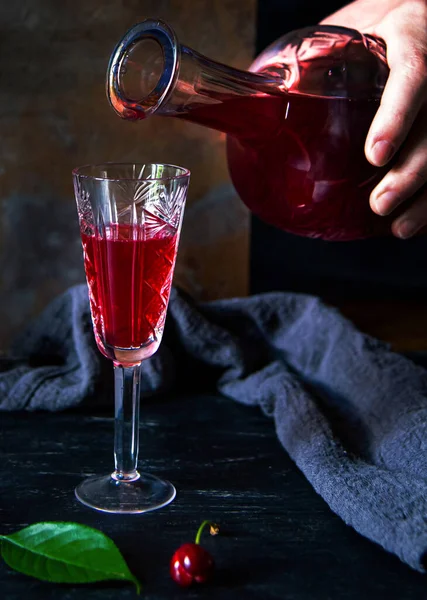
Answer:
(170, 521, 219, 587)
(170, 543, 214, 587)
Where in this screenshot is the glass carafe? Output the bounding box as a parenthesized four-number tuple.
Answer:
(107, 19, 390, 241)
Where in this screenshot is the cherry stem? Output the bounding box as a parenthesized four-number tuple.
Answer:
(195, 520, 216, 545)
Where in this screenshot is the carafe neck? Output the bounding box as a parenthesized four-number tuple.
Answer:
(107, 19, 284, 135)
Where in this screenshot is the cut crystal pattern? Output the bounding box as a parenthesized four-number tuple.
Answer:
(73, 164, 188, 361)
(75, 180, 94, 235)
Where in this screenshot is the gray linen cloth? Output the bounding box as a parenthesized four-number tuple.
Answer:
(1, 284, 427, 572)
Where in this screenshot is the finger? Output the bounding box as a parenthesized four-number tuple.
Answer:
(392, 190, 427, 238)
(366, 40, 427, 167)
(370, 107, 427, 215)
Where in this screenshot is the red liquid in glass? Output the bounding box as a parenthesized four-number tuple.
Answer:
(179, 93, 391, 241)
(81, 224, 178, 361)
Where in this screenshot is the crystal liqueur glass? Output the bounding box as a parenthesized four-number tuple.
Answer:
(73, 163, 189, 513)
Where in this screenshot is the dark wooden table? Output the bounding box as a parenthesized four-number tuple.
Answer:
(1, 392, 427, 599)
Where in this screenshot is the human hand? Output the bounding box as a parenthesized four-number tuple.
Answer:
(321, 0, 427, 238)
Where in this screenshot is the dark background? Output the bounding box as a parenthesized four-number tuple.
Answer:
(0, 0, 254, 350)
(1, 0, 427, 353)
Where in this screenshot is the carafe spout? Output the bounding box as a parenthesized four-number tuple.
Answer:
(107, 19, 284, 134)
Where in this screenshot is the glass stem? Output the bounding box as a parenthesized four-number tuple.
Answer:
(113, 363, 142, 481)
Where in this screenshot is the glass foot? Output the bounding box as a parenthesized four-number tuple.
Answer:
(75, 472, 176, 514)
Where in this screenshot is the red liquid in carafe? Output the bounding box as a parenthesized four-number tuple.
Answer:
(179, 93, 390, 241)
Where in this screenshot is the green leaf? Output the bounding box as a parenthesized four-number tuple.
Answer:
(0, 522, 140, 593)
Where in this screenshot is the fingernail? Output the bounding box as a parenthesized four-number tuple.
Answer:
(373, 191, 398, 216)
(396, 220, 417, 239)
(370, 140, 395, 166)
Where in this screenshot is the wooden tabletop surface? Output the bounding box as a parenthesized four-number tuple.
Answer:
(1, 393, 426, 599)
